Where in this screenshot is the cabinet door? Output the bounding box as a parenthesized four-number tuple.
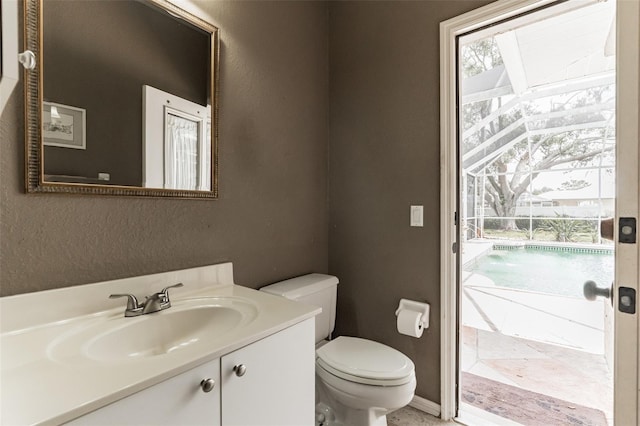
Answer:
(67, 358, 220, 425)
(221, 319, 315, 426)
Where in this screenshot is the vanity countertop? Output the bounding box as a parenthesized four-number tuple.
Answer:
(0, 263, 320, 425)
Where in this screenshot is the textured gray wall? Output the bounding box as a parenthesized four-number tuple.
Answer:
(0, 1, 328, 296)
(328, 0, 492, 403)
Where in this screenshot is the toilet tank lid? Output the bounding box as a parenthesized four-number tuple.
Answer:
(260, 273, 338, 299)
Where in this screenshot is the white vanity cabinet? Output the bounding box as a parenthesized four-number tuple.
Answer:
(221, 318, 315, 425)
(1, 264, 321, 425)
(67, 358, 221, 426)
(66, 318, 315, 426)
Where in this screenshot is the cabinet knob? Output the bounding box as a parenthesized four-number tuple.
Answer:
(233, 364, 247, 377)
(200, 378, 216, 393)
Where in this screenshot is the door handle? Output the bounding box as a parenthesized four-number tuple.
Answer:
(600, 218, 614, 241)
(583, 280, 612, 302)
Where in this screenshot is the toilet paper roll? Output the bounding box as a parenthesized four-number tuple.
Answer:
(396, 310, 424, 338)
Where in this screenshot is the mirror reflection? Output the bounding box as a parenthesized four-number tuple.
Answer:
(25, 0, 219, 197)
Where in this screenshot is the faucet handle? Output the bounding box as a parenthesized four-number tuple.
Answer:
(158, 283, 184, 307)
(161, 282, 184, 296)
(109, 294, 140, 311)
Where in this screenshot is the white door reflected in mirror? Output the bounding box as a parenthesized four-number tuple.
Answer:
(143, 85, 211, 191)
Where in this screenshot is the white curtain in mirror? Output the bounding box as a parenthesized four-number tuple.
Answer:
(165, 113, 199, 190)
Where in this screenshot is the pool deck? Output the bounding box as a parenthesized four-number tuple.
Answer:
(461, 239, 494, 269)
(462, 275, 606, 353)
(460, 239, 613, 424)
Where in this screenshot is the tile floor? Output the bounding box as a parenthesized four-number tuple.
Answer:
(388, 406, 456, 426)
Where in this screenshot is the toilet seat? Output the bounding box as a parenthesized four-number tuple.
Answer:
(316, 336, 415, 386)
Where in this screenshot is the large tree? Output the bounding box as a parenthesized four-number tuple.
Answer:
(461, 39, 615, 230)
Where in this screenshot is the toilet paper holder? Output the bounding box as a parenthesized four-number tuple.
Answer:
(395, 298, 430, 329)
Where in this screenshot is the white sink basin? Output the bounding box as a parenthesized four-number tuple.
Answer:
(48, 297, 258, 362)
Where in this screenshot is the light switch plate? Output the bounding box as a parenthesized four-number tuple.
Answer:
(411, 205, 424, 227)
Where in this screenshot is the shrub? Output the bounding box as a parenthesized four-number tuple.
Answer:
(536, 214, 594, 242)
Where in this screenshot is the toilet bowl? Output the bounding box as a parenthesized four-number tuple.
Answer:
(260, 274, 416, 426)
(315, 336, 416, 426)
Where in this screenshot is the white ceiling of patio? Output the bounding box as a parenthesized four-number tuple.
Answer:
(461, 0, 616, 102)
(460, 0, 617, 175)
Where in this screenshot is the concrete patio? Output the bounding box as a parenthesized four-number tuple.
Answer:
(460, 269, 613, 425)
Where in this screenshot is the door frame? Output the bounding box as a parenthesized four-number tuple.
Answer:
(439, 0, 640, 421)
(613, 1, 640, 423)
(1, 0, 20, 115)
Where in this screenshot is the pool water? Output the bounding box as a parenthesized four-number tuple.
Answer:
(467, 248, 614, 298)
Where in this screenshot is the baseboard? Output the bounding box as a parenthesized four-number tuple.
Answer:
(409, 395, 441, 417)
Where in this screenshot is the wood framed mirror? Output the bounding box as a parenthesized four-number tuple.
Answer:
(24, 0, 220, 198)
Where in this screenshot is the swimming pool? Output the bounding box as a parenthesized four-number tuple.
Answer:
(466, 248, 614, 298)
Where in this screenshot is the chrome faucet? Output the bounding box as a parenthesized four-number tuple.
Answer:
(110, 283, 184, 317)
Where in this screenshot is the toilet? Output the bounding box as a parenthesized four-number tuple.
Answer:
(261, 274, 416, 426)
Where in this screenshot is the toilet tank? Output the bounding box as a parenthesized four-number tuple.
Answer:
(261, 273, 338, 344)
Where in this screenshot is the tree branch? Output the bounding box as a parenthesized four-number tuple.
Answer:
(535, 145, 614, 171)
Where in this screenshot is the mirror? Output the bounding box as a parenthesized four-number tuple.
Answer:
(24, 0, 220, 198)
